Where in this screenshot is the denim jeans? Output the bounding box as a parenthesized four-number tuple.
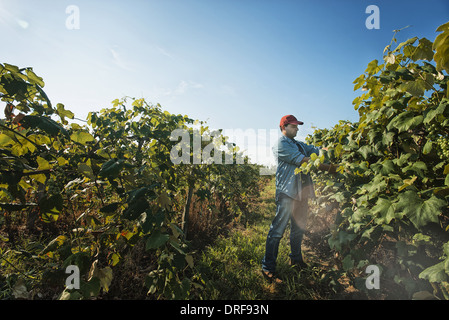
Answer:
(262, 192, 308, 273)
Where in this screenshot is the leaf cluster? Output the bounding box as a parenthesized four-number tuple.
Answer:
(0, 65, 264, 299)
(307, 22, 449, 299)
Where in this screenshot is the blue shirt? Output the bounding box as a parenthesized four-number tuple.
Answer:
(273, 135, 321, 201)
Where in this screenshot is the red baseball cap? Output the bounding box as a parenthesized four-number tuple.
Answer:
(280, 115, 304, 127)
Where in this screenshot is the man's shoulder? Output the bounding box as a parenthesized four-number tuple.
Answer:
(277, 135, 294, 144)
(275, 135, 293, 149)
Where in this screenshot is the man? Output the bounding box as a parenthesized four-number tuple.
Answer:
(261, 115, 336, 282)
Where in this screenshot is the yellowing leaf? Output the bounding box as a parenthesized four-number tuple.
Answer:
(34, 174, 47, 184)
(444, 164, 449, 175)
(36, 156, 51, 170)
(0, 133, 13, 146)
(398, 175, 417, 192)
(384, 52, 396, 65)
(57, 157, 68, 166)
(185, 254, 194, 268)
(71, 131, 94, 145)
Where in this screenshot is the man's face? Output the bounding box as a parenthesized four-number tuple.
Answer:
(283, 124, 299, 138)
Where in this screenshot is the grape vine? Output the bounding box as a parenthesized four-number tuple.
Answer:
(0, 64, 265, 299)
(304, 22, 449, 299)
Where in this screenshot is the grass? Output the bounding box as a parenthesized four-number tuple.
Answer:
(195, 178, 336, 300)
(0, 177, 341, 300)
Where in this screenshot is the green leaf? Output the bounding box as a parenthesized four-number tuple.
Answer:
(342, 255, 354, 271)
(22, 115, 68, 136)
(387, 112, 423, 132)
(56, 103, 74, 124)
(77, 163, 94, 179)
(394, 36, 418, 53)
(399, 80, 428, 97)
(40, 235, 67, 254)
(36, 156, 50, 171)
(97, 267, 113, 292)
(353, 74, 365, 91)
(99, 202, 121, 214)
(433, 22, 449, 73)
(419, 262, 448, 283)
(185, 254, 194, 268)
(98, 159, 124, 178)
(328, 231, 357, 251)
(123, 197, 149, 220)
(424, 99, 449, 124)
(39, 194, 63, 222)
(371, 197, 401, 224)
(422, 140, 432, 154)
(35, 85, 52, 108)
(80, 278, 101, 298)
(411, 38, 434, 61)
(25, 68, 45, 87)
(70, 131, 94, 145)
(371, 159, 396, 175)
(145, 230, 169, 250)
(396, 190, 446, 228)
(358, 145, 372, 160)
(59, 289, 83, 300)
(365, 59, 382, 75)
(402, 161, 427, 178)
(3, 63, 20, 73)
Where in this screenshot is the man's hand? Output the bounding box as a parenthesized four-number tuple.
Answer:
(300, 156, 339, 174)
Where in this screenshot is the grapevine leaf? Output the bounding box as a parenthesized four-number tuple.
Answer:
(412, 38, 434, 61)
(433, 22, 449, 73)
(21, 115, 68, 137)
(70, 131, 94, 145)
(419, 262, 448, 283)
(77, 163, 95, 179)
(99, 202, 121, 214)
(371, 197, 401, 224)
(396, 191, 446, 228)
(98, 159, 124, 178)
(36, 156, 51, 170)
(35, 85, 52, 108)
(422, 140, 432, 154)
(398, 176, 417, 192)
(25, 68, 45, 87)
(56, 103, 74, 124)
(123, 197, 149, 220)
(394, 36, 418, 53)
(145, 230, 169, 250)
(365, 59, 382, 75)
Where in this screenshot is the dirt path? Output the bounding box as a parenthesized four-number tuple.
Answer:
(197, 178, 366, 300)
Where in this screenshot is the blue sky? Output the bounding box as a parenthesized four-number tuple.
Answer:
(1, 0, 448, 165)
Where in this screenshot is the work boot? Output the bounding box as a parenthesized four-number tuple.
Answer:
(261, 269, 283, 284)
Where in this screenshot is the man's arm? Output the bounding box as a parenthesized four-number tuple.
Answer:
(275, 139, 306, 166)
(300, 145, 337, 173)
(276, 140, 338, 173)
